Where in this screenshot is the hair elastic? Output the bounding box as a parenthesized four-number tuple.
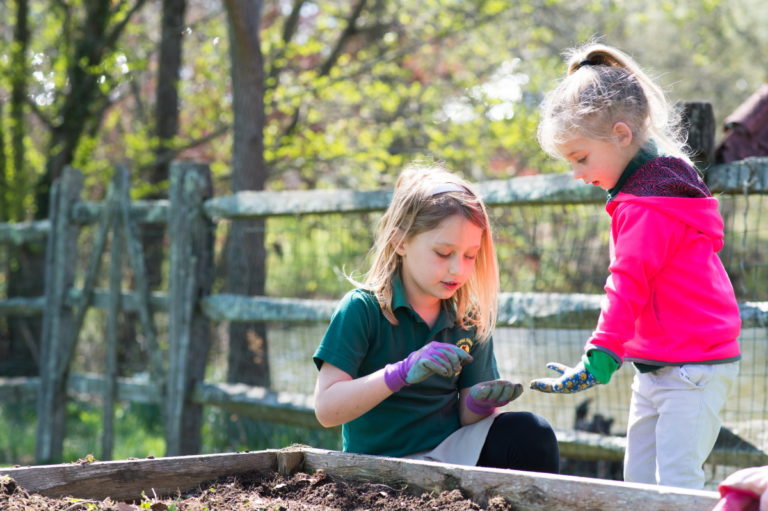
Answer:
(428, 183, 469, 196)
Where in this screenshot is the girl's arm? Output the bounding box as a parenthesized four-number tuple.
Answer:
(313, 361, 392, 428)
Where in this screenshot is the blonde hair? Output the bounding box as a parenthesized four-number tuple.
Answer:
(354, 162, 499, 342)
(537, 42, 690, 163)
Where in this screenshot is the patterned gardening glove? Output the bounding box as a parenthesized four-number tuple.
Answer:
(529, 361, 599, 394)
(466, 379, 524, 415)
(384, 341, 473, 392)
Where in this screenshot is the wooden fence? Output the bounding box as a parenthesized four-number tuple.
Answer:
(1, 154, 767, 465)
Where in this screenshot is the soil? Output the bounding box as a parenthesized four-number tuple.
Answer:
(0, 468, 515, 511)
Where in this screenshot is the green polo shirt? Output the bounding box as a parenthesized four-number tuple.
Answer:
(313, 275, 499, 457)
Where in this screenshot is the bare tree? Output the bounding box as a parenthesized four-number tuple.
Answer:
(222, 0, 270, 387)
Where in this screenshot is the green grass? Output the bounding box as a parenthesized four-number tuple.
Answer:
(0, 400, 340, 467)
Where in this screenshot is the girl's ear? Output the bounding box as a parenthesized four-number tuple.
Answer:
(612, 122, 633, 147)
(391, 229, 407, 256)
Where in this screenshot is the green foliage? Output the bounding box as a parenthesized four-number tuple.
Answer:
(1, 0, 766, 205)
(201, 407, 340, 454)
(0, 399, 340, 466)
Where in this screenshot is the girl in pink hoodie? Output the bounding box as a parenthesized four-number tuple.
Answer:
(530, 42, 741, 490)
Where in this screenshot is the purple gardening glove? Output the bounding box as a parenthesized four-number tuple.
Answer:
(466, 380, 524, 415)
(384, 341, 473, 392)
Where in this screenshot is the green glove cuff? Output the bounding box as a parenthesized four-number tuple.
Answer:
(582, 350, 619, 384)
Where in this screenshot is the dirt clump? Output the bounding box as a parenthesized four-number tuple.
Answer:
(0, 470, 516, 510)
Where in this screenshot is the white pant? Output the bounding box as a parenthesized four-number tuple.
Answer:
(624, 362, 739, 489)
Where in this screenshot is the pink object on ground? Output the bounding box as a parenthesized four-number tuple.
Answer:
(712, 466, 768, 511)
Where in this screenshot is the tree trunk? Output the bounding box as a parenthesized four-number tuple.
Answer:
(2, 0, 41, 378)
(126, 0, 188, 376)
(223, 0, 270, 387)
(142, 0, 187, 291)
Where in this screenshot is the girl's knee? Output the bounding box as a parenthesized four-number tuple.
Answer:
(492, 412, 560, 473)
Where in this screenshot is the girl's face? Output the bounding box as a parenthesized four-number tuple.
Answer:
(395, 213, 483, 311)
(556, 122, 636, 190)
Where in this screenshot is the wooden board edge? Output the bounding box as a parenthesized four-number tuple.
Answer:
(299, 447, 720, 511)
(0, 449, 284, 501)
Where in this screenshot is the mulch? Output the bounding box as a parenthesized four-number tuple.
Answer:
(0, 468, 515, 510)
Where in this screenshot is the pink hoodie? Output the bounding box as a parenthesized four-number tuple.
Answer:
(587, 193, 742, 364)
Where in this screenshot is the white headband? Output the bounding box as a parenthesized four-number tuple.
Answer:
(428, 183, 470, 196)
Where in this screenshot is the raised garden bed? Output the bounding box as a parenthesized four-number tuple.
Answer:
(0, 446, 721, 510)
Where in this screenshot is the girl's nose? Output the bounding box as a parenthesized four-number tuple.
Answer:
(449, 255, 461, 275)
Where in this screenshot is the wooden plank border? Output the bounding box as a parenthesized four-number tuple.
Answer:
(0, 450, 279, 501)
(0, 446, 722, 510)
(300, 447, 721, 511)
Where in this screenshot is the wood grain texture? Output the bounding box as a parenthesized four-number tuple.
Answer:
(0, 450, 278, 501)
(301, 447, 721, 511)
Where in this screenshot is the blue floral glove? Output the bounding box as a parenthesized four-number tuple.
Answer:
(466, 380, 523, 415)
(384, 341, 473, 392)
(529, 361, 599, 394)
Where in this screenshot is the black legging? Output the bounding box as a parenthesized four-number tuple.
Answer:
(476, 411, 560, 473)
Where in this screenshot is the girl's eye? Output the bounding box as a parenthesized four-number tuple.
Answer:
(435, 251, 450, 258)
(576, 156, 587, 164)
(464, 254, 477, 261)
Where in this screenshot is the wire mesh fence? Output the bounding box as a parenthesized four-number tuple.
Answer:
(245, 194, 767, 459)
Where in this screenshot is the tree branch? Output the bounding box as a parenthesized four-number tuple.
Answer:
(319, 0, 368, 77)
(138, 125, 231, 172)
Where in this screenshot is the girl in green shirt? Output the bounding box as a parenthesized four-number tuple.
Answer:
(313, 163, 559, 472)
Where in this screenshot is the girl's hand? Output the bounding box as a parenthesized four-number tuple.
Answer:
(466, 380, 523, 415)
(529, 361, 598, 394)
(384, 341, 473, 392)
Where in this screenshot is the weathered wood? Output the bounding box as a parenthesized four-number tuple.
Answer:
(36, 167, 83, 464)
(0, 446, 724, 509)
(71, 199, 170, 225)
(66, 173, 117, 378)
(8, 290, 767, 329)
(203, 175, 607, 220)
(497, 292, 602, 327)
(301, 447, 720, 511)
(103, 175, 124, 461)
(682, 101, 716, 168)
(69, 288, 169, 313)
(0, 296, 45, 316)
(5, 374, 766, 468)
(740, 301, 768, 328)
(66, 373, 162, 404)
(555, 429, 768, 468)
(556, 429, 625, 462)
(166, 162, 214, 455)
(202, 161, 768, 222)
(706, 157, 768, 194)
(202, 292, 767, 328)
(0, 376, 38, 402)
(115, 166, 164, 385)
(0, 220, 49, 246)
(0, 450, 278, 501)
(202, 294, 339, 322)
(192, 382, 331, 431)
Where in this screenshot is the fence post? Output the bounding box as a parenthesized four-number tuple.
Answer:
(682, 101, 716, 171)
(35, 167, 83, 463)
(166, 161, 214, 455)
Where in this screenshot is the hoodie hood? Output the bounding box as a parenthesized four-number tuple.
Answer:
(607, 194, 725, 251)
